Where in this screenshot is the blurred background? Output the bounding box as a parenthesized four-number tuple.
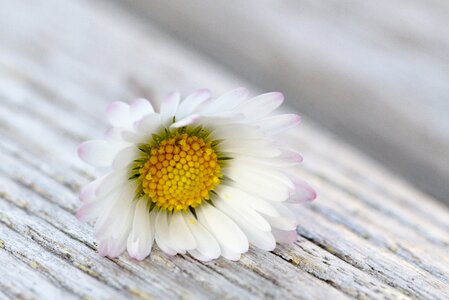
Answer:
(115, 0, 449, 204)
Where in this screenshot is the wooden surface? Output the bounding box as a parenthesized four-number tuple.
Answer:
(1, 0, 449, 299)
(120, 0, 449, 203)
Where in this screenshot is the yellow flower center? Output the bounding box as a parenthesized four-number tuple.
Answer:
(138, 133, 221, 212)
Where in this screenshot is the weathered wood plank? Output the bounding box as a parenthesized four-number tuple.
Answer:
(0, 249, 76, 300)
(0, 0, 448, 299)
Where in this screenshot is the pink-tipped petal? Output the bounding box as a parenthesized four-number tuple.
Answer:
(289, 179, 317, 203)
(279, 148, 303, 163)
(272, 228, 298, 244)
(97, 242, 108, 257)
(106, 101, 130, 127)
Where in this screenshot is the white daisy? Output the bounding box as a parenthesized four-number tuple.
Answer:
(77, 88, 316, 261)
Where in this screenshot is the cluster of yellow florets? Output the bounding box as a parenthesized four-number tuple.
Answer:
(138, 133, 221, 212)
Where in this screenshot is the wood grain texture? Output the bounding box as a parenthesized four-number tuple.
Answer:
(0, 0, 448, 299)
(118, 0, 449, 203)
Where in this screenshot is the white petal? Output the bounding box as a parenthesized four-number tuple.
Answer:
(155, 210, 178, 255)
(169, 212, 196, 251)
(256, 114, 301, 135)
(221, 141, 281, 157)
(136, 113, 162, 134)
(93, 192, 122, 234)
(196, 202, 248, 254)
(220, 246, 241, 261)
(230, 163, 295, 190)
(98, 203, 133, 258)
(215, 198, 275, 251)
(234, 148, 302, 167)
(94, 186, 135, 239)
(76, 196, 108, 222)
(215, 195, 271, 232)
(244, 228, 276, 251)
(188, 249, 213, 262)
(170, 114, 200, 128)
(201, 112, 245, 121)
(111, 200, 135, 240)
(263, 203, 297, 231)
(77, 140, 117, 167)
(121, 130, 149, 144)
(155, 234, 177, 256)
(225, 167, 290, 202)
(202, 87, 248, 114)
(127, 199, 155, 260)
(106, 101, 130, 127)
(222, 148, 281, 158)
(96, 191, 135, 257)
(184, 212, 220, 260)
(218, 185, 280, 217)
(176, 89, 211, 118)
(264, 216, 297, 231)
(219, 138, 273, 151)
(105, 127, 128, 144)
(160, 91, 180, 124)
(98, 236, 128, 258)
(95, 168, 129, 199)
(210, 124, 263, 141)
(235, 92, 284, 120)
(129, 98, 154, 122)
(79, 174, 106, 202)
(112, 146, 139, 169)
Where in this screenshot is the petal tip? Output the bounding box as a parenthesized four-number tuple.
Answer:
(106, 101, 126, 114)
(273, 92, 284, 103)
(167, 90, 180, 99)
(292, 114, 301, 125)
(77, 142, 88, 161)
(195, 88, 211, 96)
(129, 253, 148, 261)
(79, 191, 88, 202)
(75, 209, 85, 221)
(235, 87, 249, 95)
(308, 189, 317, 201)
(130, 97, 149, 105)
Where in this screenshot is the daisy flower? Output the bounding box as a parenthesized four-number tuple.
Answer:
(77, 88, 316, 261)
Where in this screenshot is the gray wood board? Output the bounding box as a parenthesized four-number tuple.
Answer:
(0, 0, 448, 299)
